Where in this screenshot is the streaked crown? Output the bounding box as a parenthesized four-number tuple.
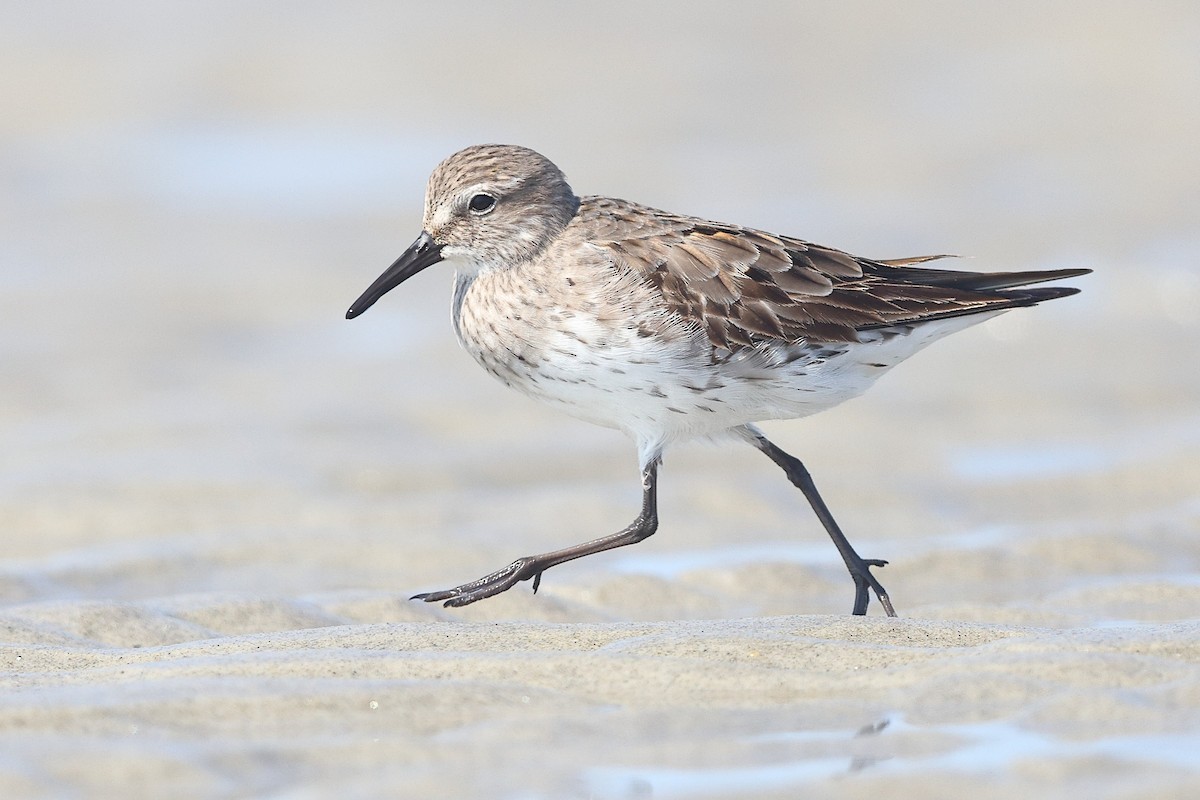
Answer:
(422, 144, 580, 271)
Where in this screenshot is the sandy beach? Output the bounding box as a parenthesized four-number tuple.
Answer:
(3, 3, 1200, 797)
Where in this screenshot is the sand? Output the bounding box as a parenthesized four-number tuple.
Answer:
(3, 3, 1200, 798)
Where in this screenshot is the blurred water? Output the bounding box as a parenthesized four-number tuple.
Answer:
(589, 717, 1200, 798)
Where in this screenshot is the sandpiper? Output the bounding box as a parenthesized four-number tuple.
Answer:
(346, 144, 1088, 616)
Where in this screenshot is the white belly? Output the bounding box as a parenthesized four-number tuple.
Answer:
(452, 268, 1002, 446)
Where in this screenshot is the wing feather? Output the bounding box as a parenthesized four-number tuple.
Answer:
(582, 197, 1089, 350)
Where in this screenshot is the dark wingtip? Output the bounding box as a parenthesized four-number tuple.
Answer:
(1032, 267, 1092, 284)
(1009, 285, 1083, 303)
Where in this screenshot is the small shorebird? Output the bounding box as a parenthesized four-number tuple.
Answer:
(347, 144, 1088, 616)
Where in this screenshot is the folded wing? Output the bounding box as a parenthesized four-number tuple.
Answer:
(590, 197, 1089, 349)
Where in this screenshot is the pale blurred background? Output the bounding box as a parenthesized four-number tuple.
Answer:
(2, 1, 1197, 602)
(4, 2, 1200, 797)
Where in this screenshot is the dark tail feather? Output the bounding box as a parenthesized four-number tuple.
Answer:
(999, 284, 1082, 304)
(925, 267, 1092, 292)
(857, 280, 1087, 332)
(877, 262, 1093, 292)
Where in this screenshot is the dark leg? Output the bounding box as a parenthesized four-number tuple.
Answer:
(743, 428, 897, 617)
(413, 458, 661, 607)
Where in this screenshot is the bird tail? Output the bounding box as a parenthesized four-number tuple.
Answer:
(875, 255, 1093, 294)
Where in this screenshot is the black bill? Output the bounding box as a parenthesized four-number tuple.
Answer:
(346, 231, 444, 319)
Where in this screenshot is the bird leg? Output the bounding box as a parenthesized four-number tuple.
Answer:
(743, 428, 897, 617)
(412, 459, 660, 607)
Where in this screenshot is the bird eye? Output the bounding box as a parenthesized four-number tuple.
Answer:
(468, 193, 497, 214)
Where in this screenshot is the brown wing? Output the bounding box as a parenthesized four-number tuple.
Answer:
(586, 197, 1089, 349)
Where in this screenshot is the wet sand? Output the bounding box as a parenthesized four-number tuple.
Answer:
(2, 3, 1200, 797)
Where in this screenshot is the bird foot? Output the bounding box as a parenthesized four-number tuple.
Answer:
(411, 557, 542, 607)
(849, 557, 896, 617)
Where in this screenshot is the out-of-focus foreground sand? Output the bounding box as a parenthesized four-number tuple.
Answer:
(2, 3, 1199, 798)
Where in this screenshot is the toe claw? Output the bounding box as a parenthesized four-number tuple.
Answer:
(411, 590, 455, 603)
